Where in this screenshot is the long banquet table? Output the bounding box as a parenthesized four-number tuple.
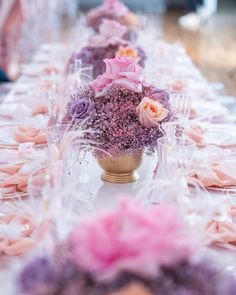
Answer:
(1, 26, 236, 293)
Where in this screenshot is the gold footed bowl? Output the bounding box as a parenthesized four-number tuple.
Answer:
(97, 151, 143, 184)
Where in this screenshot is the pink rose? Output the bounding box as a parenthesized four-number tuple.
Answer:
(91, 56, 143, 96)
(90, 75, 112, 95)
(89, 19, 127, 48)
(70, 200, 196, 280)
(137, 97, 169, 127)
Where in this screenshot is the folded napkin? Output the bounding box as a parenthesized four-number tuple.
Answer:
(185, 123, 204, 144)
(206, 221, 236, 250)
(190, 100, 230, 123)
(230, 205, 236, 218)
(43, 65, 62, 75)
(0, 163, 23, 175)
(192, 147, 236, 188)
(195, 160, 236, 187)
(0, 99, 48, 119)
(0, 143, 41, 165)
(30, 103, 48, 116)
(15, 125, 47, 145)
(206, 206, 236, 250)
(170, 80, 187, 93)
(0, 213, 36, 256)
(186, 123, 236, 148)
(0, 163, 28, 194)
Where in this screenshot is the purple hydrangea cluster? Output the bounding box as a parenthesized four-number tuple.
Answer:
(68, 45, 146, 79)
(19, 255, 236, 295)
(62, 85, 171, 157)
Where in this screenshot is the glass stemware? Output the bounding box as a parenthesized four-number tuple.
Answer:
(169, 92, 192, 124)
(157, 136, 196, 178)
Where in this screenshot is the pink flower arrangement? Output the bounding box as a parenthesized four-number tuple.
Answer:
(89, 19, 127, 48)
(87, 0, 128, 29)
(87, 0, 139, 32)
(70, 200, 196, 280)
(63, 57, 171, 156)
(69, 19, 146, 79)
(91, 56, 143, 96)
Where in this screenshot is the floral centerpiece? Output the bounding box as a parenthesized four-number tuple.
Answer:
(63, 56, 171, 183)
(68, 20, 146, 79)
(19, 200, 236, 295)
(87, 0, 139, 32)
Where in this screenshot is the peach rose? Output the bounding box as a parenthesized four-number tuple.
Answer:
(117, 46, 139, 60)
(122, 12, 140, 27)
(137, 97, 169, 127)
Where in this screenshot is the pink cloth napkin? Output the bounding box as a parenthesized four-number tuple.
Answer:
(15, 125, 47, 145)
(195, 160, 236, 187)
(0, 213, 52, 256)
(185, 123, 236, 148)
(0, 163, 28, 194)
(185, 124, 204, 144)
(206, 206, 236, 250)
(0, 213, 36, 256)
(31, 104, 48, 116)
(0, 163, 23, 175)
(43, 65, 62, 75)
(190, 100, 230, 123)
(169, 80, 187, 93)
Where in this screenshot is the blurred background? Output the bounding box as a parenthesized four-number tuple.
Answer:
(0, 0, 236, 95)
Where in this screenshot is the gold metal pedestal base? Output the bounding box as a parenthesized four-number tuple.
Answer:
(97, 151, 143, 184)
(101, 171, 139, 184)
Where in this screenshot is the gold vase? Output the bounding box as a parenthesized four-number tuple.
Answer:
(97, 151, 143, 184)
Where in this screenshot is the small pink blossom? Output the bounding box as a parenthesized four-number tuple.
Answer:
(91, 56, 143, 96)
(137, 97, 169, 127)
(70, 200, 196, 280)
(89, 20, 127, 48)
